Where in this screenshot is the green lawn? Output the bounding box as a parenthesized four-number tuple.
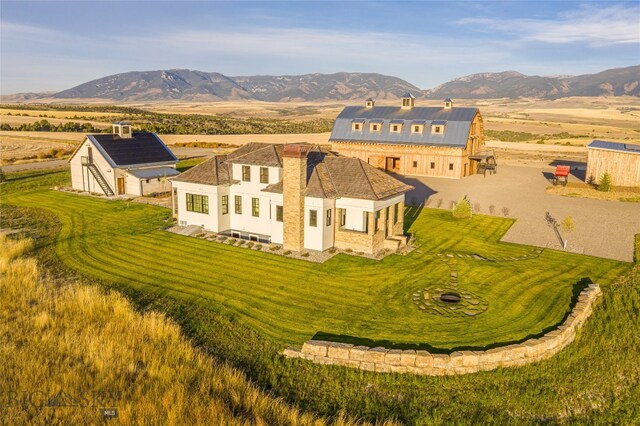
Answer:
(1, 172, 628, 350)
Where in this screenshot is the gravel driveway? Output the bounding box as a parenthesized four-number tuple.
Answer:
(401, 164, 640, 262)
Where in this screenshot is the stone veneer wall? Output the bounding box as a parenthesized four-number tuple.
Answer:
(283, 284, 601, 375)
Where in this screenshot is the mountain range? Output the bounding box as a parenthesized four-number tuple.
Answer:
(5, 65, 639, 102)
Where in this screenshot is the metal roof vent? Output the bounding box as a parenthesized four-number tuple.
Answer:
(365, 98, 375, 108)
(113, 121, 132, 139)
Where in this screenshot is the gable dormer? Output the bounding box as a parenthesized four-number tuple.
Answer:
(431, 120, 447, 135)
(113, 121, 132, 139)
(351, 118, 365, 131)
(444, 98, 453, 110)
(401, 92, 415, 109)
(365, 98, 375, 108)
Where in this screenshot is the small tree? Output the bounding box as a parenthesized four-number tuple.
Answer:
(597, 173, 612, 192)
(452, 195, 472, 219)
(560, 216, 575, 249)
(0, 167, 5, 183)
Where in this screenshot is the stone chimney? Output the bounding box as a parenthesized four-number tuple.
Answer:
(113, 121, 132, 139)
(283, 144, 310, 251)
(444, 98, 453, 110)
(365, 98, 375, 108)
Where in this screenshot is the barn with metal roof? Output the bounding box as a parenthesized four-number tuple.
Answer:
(586, 140, 640, 187)
(330, 95, 486, 179)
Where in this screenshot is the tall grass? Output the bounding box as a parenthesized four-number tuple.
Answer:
(0, 237, 382, 425)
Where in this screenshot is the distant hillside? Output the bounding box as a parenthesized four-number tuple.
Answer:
(4, 65, 638, 102)
(425, 65, 640, 99)
(51, 70, 422, 102)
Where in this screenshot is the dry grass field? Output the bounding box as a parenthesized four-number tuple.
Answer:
(1, 96, 639, 165)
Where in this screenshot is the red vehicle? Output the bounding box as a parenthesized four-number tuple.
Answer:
(554, 165, 570, 186)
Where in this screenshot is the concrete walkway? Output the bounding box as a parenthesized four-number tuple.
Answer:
(401, 164, 640, 262)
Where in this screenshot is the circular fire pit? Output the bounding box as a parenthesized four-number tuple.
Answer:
(440, 293, 461, 304)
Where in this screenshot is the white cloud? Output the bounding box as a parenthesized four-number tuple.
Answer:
(458, 4, 640, 47)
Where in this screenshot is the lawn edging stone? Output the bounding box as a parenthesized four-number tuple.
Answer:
(284, 283, 602, 376)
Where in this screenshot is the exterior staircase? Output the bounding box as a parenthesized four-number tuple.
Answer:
(85, 162, 114, 196)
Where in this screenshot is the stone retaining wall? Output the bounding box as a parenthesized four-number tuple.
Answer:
(283, 284, 601, 375)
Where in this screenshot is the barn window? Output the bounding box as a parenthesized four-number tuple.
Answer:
(371, 123, 380, 132)
(412, 161, 418, 167)
(449, 163, 454, 170)
(430, 162, 435, 169)
(413, 125, 421, 133)
(186, 193, 209, 214)
(434, 126, 442, 134)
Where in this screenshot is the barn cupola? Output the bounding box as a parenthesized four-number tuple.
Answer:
(401, 92, 415, 109)
(113, 121, 132, 139)
(365, 98, 375, 108)
(444, 98, 453, 110)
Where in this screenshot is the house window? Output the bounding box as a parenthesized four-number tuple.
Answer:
(394, 203, 400, 224)
(260, 167, 269, 184)
(340, 209, 346, 226)
(412, 161, 418, 167)
(276, 205, 283, 222)
(234, 195, 242, 214)
(326, 209, 332, 226)
(309, 210, 317, 227)
(252, 198, 259, 217)
(242, 165, 251, 182)
(449, 163, 454, 171)
(186, 193, 209, 214)
(430, 162, 435, 169)
(221, 195, 228, 215)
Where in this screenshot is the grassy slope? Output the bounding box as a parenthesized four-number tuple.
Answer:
(1, 170, 638, 424)
(0, 171, 628, 350)
(0, 236, 361, 426)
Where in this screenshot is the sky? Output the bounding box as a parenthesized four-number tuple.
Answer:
(1, 1, 639, 94)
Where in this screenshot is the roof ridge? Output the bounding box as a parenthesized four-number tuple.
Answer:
(358, 158, 379, 199)
(322, 156, 341, 199)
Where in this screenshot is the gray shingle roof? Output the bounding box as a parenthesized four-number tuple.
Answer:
(226, 143, 284, 167)
(330, 105, 477, 148)
(588, 140, 640, 154)
(171, 155, 231, 185)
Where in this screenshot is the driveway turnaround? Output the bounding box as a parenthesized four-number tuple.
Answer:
(401, 164, 640, 262)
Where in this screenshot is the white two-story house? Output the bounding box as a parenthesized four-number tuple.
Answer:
(170, 143, 413, 254)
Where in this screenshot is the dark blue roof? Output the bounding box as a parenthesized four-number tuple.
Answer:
(89, 132, 178, 167)
(588, 140, 640, 154)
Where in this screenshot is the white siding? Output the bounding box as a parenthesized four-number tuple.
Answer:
(69, 138, 117, 194)
(172, 181, 224, 231)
